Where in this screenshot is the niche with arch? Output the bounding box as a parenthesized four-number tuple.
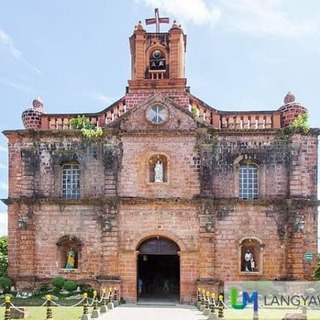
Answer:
(149, 155, 168, 183)
(147, 48, 168, 80)
(240, 238, 263, 273)
(56, 235, 82, 269)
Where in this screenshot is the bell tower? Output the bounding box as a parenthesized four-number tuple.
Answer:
(128, 9, 187, 92)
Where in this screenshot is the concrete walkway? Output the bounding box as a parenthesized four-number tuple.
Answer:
(99, 304, 208, 320)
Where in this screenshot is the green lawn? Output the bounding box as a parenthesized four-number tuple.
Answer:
(217, 307, 319, 320)
(0, 306, 84, 320)
(0, 305, 318, 320)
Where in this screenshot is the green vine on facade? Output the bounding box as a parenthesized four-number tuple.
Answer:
(289, 113, 310, 134)
(276, 113, 310, 139)
(191, 105, 199, 118)
(69, 115, 103, 138)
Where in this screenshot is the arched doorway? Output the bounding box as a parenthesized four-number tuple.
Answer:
(137, 237, 180, 302)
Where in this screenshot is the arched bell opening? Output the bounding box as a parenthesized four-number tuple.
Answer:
(137, 237, 180, 302)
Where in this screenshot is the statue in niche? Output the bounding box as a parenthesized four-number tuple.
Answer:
(65, 247, 76, 269)
(244, 250, 254, 272)
(154, 160, 164, 182)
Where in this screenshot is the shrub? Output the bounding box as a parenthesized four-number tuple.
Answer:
(33, 283, 51, 297)
(51, 277, 66, 291)
(78, 282, 92, 293)
(0, 276, 12, 289)
(62, 280, 78, 292)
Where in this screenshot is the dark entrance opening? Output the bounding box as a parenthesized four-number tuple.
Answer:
(137, 237, 180, 302)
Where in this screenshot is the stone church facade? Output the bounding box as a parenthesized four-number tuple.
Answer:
(3, 12, 319, 303)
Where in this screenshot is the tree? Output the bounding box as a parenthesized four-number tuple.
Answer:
(0, 236, 8, 277)
(313, 254, 320, 280)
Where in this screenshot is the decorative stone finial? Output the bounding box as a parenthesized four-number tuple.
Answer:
(137, 20, 144, 30)
(172, 20, 178, 28)
(21, 97, 44, 129)
(278, 92, 308, 128)
(32, 97, 44, 111)
(284, 91, 295, 104)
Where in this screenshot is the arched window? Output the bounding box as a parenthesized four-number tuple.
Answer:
(62, 163, 80, 199)
(148, 49, 167, 80)
(240, 238, 262, 273)
(239, 162, 258, 199)
(149, 155, 168, 183)
(149, 50, 166, 71)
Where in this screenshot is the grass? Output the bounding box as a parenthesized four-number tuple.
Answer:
(0, 302, 318, 320)
(1, 306, 84, 320)
(215, 307, 319, 320)
(0, 296, 109, 320)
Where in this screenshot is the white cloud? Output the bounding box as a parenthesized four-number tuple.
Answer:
(0, 28, 42, 75)
(82, 92, 118, 106)
(0, 78, 33, 94)
(137, 0, 319, 37)
(137, 0, 221, 26)
(0, 28, 21, 58)
(223, 0, 318, 37)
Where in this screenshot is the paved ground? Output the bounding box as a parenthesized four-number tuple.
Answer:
(99, 304, 208, 320)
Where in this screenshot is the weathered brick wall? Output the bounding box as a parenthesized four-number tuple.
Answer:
(4, 126, 318, 301)
(210, 132, 318, 200)
(118, 201, 200, 302)
(118, 134, 200, 198)
(6, 132, 120, 199)
(125, 90, 190, 113)
(7, 203, 35, 279)
(213, 202, 317, 281)
(289, 133, 318, 198)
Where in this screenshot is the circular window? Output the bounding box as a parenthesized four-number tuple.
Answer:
(146, 104, 168, 124)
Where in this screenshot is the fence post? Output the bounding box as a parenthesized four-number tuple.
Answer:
(4, 296, 11, 320)
(113, 287, 119, 307)
(45, 295, 53, 320)
(218, 294, 224, 318)
(208, 292, 217, 320)
(81, 293, 91, 320)
(196, 287, 202, 309)
(91, 290, 99, 319)
(100, 288, 108, 313)
(199, 289, 206, 312)
(107, 287, 114, 309)
(203, 291, 210, 316)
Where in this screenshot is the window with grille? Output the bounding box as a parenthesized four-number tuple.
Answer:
(62, 164, 80, 199)
(239, 163, 258, 199)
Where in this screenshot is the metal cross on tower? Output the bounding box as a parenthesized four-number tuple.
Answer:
(145, 8, 169, 33)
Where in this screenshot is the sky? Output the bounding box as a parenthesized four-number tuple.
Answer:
(0, 0, 319, 246)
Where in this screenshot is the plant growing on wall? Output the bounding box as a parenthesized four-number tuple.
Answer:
(277, 112, 310, 138)
(289, 113, 310, 134)
(191, 105, 199, 118)
(69, 115, 103, 138)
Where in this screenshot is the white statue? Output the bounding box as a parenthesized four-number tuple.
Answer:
(154, 160, 163, 182)
(244, 250, 253, 271)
